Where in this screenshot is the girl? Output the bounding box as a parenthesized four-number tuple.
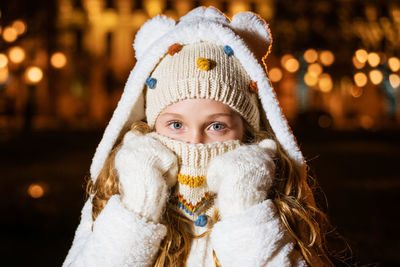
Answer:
(63, 6, 334, 267)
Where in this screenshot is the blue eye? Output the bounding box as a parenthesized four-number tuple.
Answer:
(169, 121, 183, 130)
(210, 123, 226, 131)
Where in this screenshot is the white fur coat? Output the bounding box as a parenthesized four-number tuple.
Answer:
(63, 195, 306, 267)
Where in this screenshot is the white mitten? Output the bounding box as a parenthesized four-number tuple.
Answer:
(115, 131, 178, 222)
(207, 139, 277, 219)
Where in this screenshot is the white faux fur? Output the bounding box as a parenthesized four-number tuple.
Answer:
(90, 6, 306, 187)
(210, 199, 307, 267)
(62, 195, 167, 267)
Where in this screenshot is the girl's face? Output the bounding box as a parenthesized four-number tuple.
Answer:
(155, 99, 244, 144)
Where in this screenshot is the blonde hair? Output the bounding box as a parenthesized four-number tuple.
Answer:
(86, 118, 346, 266)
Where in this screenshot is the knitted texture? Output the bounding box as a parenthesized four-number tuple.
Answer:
(145, 42, 260, 131)
(149, 132, 241, 223)
(207, 139, 278, 219)
(115, 131, 178, 223)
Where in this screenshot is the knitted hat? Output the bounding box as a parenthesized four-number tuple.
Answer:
(90, 7, 307, 186)
(149, 132, 241, 227)
(145, 42, 260, 131)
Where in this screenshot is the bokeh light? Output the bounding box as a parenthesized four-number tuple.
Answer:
(284, 58, 299, 73)
(308, 63, 323, 77)
(3, 26, 18, 42)
(360, 115, 374, 129)
(0, 53, 8, 68)
(318, 73, 333, 93)
(28, 183, 45, 198)
(354, 72, 368, 87)
(25, 66, 43, 84)
(352, 56, 366, 69)
(388, 57, 400, 72)
(0, 67, 8, 83)
(367, 52, 380, 67)
(369, 70, 383, 85)
(319, 50, 335, 66)
(8, 46, 25, 64)
(269, 67, 282, 82)
(389, 74, 400, 88)
(12, 20, 27, 35)
(355, 49, 368, 63)
(351, 86, 363, 98)
(304, 49, 318, 63)
(50, 52, 67, 68)
(304, 72, 318, 86)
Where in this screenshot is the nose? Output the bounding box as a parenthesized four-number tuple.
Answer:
(186, 129, 203, 144)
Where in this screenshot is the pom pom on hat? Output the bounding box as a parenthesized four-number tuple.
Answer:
(146, 77, 157, 89)
(197, 57, 211, 71)
(168, 43, 182, 56)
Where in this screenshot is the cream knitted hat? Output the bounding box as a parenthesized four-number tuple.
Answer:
(149, 132, 241, 227)
(145, 42, 260, 131)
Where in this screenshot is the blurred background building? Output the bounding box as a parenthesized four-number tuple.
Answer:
(0, 0, 399, 134)
(1, 0, 400, 266)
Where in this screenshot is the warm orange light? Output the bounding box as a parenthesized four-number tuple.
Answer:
(0, 67, 8, 83)
(28, 184, 44, 198)
(369, 70, 383, 85)
(319, 50, 335, 66)
(308, 63, 322, 77)
(285, 58, 299, 73)
(360, 115, 374, 129)
(304, 72, 318, 86)
(9, 46, 25, 64)
(50, 52, 67, 68)
(389, 74, 400, 88)
(367, 52, 380, 67)
(354, 72, 368, 87)
(355, 49, 368, 63)
(12, 20, 27, 35)
(25, 66, 43, 84)
(3, 26, 18, 42)
(388, 57, 400, 72)
(280, 54, 293, 67)
(144, 0, 164, 17)
(269, 67, 283, 82)
(350, 86, 363, 98)
(0, 53, 8, 68)
(352, 56, 365, 69)
(318, 73, 333, 93)
(303, 49, 318, 63)
(230, 1, 250, 15)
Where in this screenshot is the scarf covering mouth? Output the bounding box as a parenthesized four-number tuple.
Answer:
(148, 132, 241, 225)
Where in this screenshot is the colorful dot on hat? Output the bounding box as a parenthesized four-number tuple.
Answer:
(146, 77, 157, 89)
(168, 43, 182, 56)
(197, 57, 211, 71)
(249, 80, 258, 94)
(195, 214, 208, 227)
(223, 45, 234, 56)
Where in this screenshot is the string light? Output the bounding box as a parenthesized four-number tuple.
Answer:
(350, 86, 363, 98)
(12, 20, 27, 35)
(0, 67, 8, 83)
(28, 183, 45, 198)
(352, 56, 365, 69)
(308, 63, 323, 77)
(304, 72, 318, 86)
(318, 73, 333, 93)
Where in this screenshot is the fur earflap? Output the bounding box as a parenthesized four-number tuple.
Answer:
(134, 15, 176, 60)
(231, 12, 272, 64)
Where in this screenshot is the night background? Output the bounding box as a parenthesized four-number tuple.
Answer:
(1, 0, 399, 266)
